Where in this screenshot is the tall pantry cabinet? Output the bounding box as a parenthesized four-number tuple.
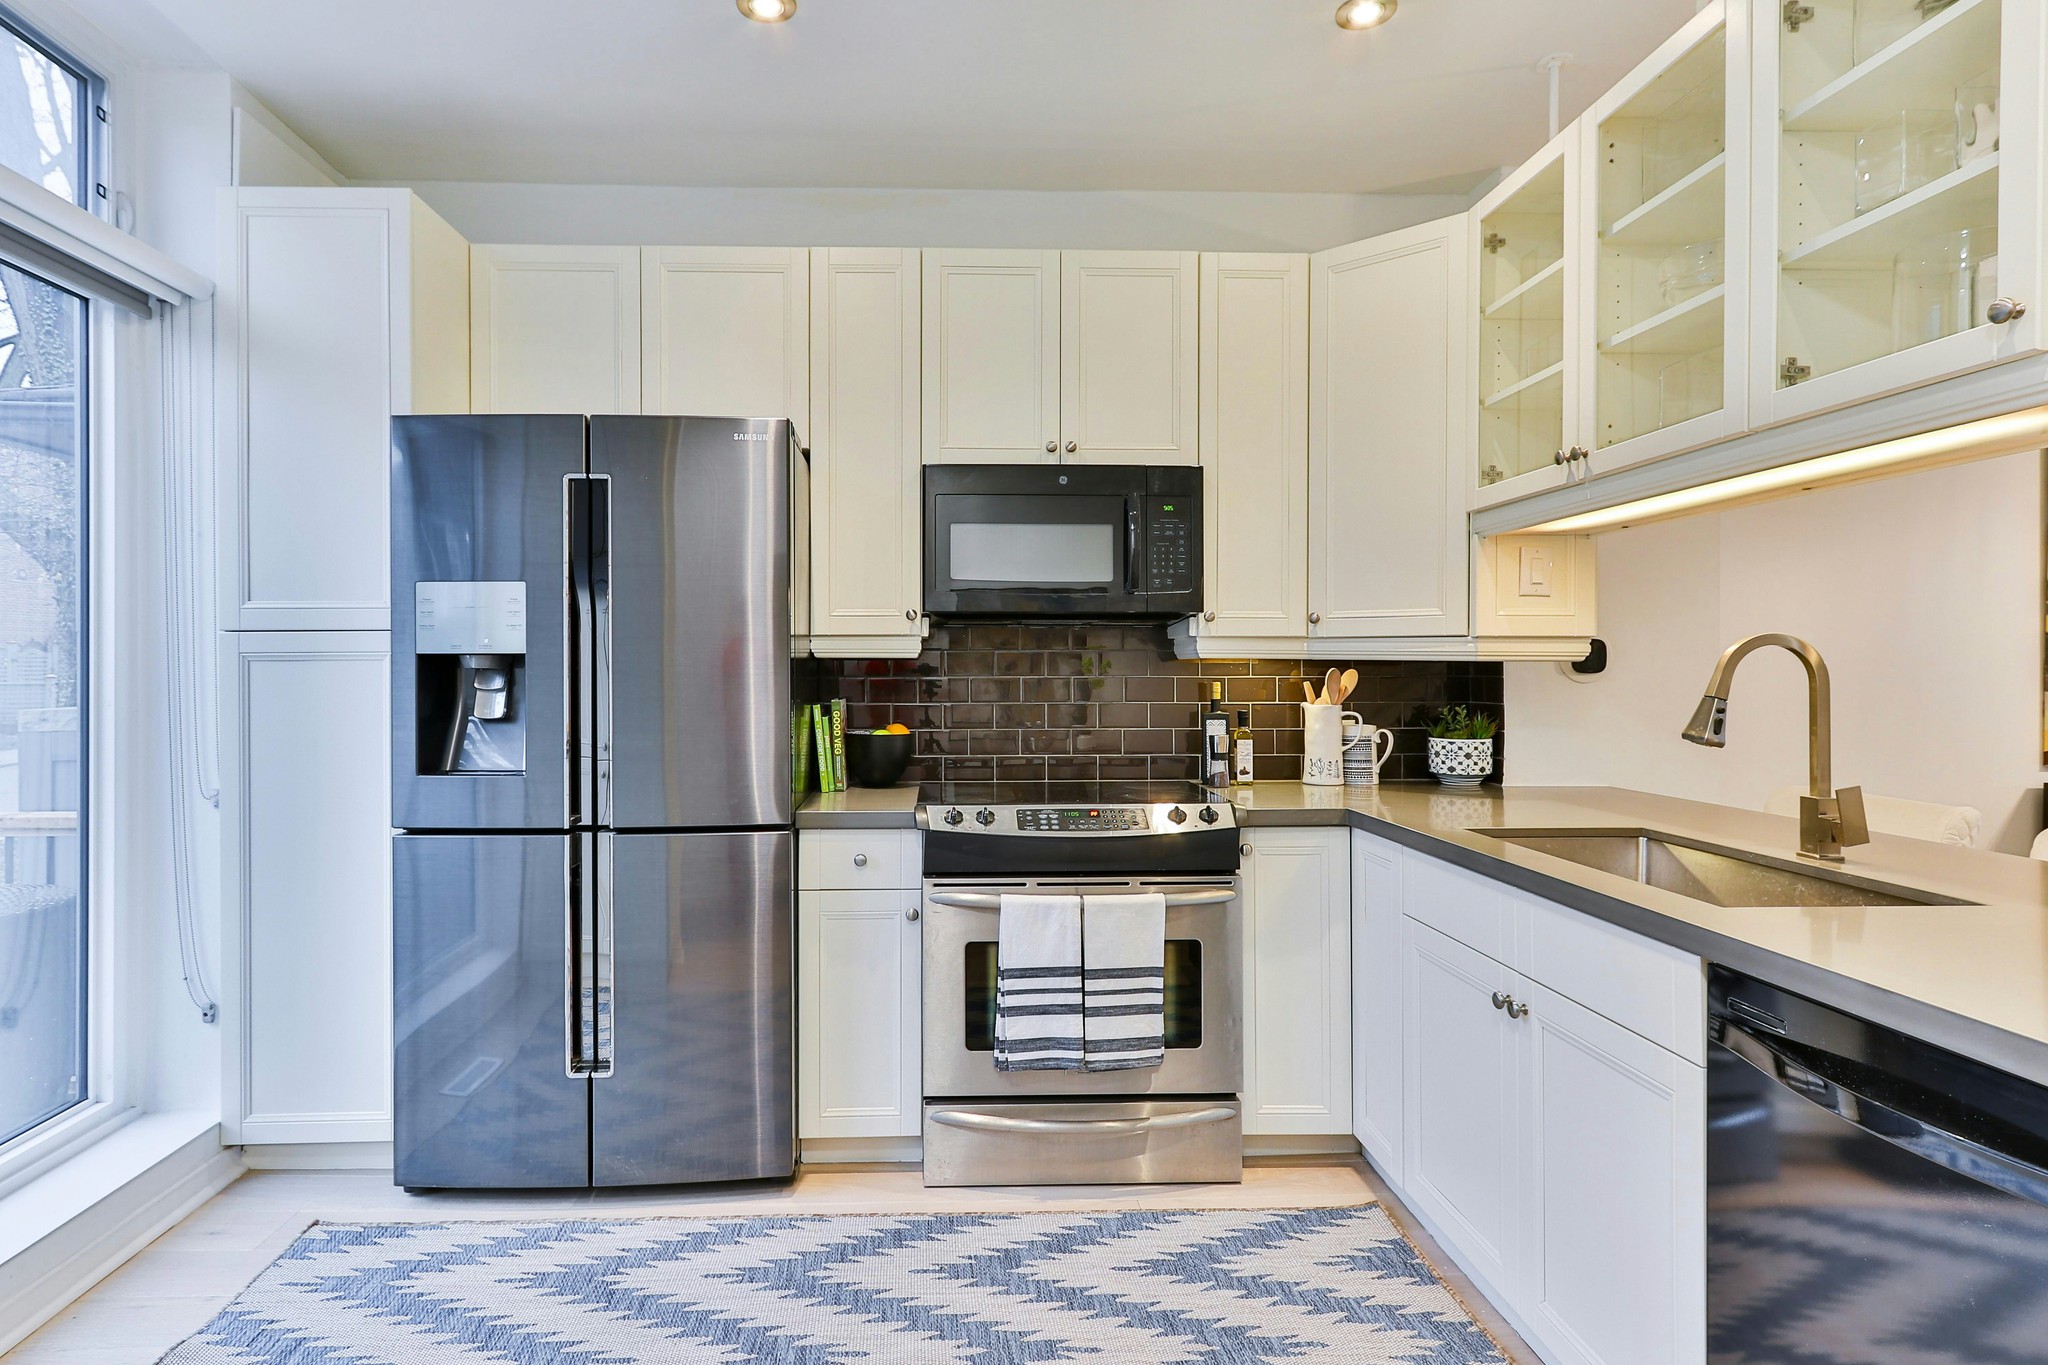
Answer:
(216, 188, 469, 1145)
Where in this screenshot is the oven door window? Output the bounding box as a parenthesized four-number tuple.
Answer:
(964, 940, 1201, 1051)
(935, 494, 1127, 592)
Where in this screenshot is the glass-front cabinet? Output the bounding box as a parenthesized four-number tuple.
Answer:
(1474, 131, 1580, 504)
(1583, 0, 1749, 475)
(1755, 0, 2047, 425)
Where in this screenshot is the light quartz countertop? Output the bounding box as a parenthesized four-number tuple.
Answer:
(798, 780, 2048, 1084)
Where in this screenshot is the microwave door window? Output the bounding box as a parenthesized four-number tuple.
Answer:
(950, 522, 1117, 588)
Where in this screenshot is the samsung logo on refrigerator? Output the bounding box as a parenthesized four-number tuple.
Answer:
(732, 432, 772, 441)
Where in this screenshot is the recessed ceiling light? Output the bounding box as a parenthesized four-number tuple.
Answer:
(1335, 0, 1397, 29)
(738, 0, 795, 22)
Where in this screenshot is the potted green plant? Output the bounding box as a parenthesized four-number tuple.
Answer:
(1426, 706, 1498, 787)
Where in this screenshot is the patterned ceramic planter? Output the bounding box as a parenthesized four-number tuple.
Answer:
(1427, 736, 1494, 787)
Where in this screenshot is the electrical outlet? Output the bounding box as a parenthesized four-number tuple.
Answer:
(1518, 544, 1554, 598)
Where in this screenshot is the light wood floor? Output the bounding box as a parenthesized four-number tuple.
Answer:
(3, 1158, 1536, 1363)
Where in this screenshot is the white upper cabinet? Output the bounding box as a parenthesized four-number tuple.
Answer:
(470, 245, 641, 415)
(1475, 130, 1583, 508)
(808, 249, 924, 654)
(1242, 828, 1352, 1136)
(1060, 251, 1199, 464)
(923, 250, 1197, 464)
(1309, 216, 1471, 638)
(923, 250, 1062, 462)
(219, 188, 468, 632)
(642, 247, 810, 419)
(1582, 0, 1750, 475)
(1755, 0, 2047, 425)
(1195, 253, 1310, 639)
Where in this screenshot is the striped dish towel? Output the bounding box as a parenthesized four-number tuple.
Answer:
(1082, 892, 1167, 1072)
(993, 894, 1084, 1071)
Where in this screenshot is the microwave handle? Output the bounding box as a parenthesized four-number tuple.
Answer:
(1125, 499, 1141, 594)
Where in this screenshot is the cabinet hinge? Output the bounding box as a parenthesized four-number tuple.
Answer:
(1482, 232, 1508, 255)
(1783, 0, 1815, 29)
(1779, 356, 1812, 386)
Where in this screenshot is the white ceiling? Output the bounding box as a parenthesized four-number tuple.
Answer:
(141, 0, 1700, 193)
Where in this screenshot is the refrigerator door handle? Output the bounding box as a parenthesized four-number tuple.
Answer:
(594, 832, 616, 1078)
(566, 832, 601, 1076)
(565, 476, 596, 828)
(590, 474, 614, 829)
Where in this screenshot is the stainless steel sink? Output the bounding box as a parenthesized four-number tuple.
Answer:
(1470, 828, 1974, 908)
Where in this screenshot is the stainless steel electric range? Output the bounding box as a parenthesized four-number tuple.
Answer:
(915, 782, 1243, 1187)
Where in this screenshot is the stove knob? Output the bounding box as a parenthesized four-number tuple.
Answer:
(1167, 806, 1188, 825)
(1198, 806, 1219, 824)
(974, 808, 997, 826)
(943, 807, 964, 826)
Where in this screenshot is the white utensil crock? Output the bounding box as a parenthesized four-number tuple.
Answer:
(1302, 705, 1362, 786)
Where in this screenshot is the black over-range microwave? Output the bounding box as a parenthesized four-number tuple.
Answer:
(923, 465, 1202, 619)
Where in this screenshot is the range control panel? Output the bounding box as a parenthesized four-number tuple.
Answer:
(1016, 807, 1150, 832)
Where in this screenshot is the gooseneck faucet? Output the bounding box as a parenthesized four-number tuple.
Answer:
(1680, 633, 1869, 862)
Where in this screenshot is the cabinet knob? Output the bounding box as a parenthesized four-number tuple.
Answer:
(906, 609, 918, 621)
(1065, 440, 1078, 453)
(1491, 991, 1510, 1011)
(1240, 843, 1253, 857)
(1203, 610, 1216, 622)
(852, 853, 868, 867)
(1506, 998, 1531, 1020)
(1552, 449, 1565, 466)
(1046, 440, 1058, 453)
(905, 907, 919, 922)
(1990, 297, 2028, 324)
(1308, 611, 1321, 625)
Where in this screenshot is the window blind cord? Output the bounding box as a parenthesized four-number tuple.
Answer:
(158, 305, 218, 1024)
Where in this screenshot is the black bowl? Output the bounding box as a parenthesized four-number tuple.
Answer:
(845, 731, 915, 788)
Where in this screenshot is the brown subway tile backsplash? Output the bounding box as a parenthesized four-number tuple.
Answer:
(821, 622, 1504, 794)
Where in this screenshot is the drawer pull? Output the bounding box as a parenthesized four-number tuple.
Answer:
(929, 1106, 1236, 1136)
(852, 853, 868, 867)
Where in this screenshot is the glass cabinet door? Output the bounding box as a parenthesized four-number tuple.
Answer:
(1758, 0, 2045, 424)
(1584, 1, 1748, 472)
(1475, 132, 1577, 506)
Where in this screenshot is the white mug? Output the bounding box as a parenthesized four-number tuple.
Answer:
(1302, 705, 1363, 786)
(1342, 720, 1396, 785)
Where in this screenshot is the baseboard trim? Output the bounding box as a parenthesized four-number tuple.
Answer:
(1242, 1135, 1362, 1159)
(240, 1140, 394, 1171)
(0, 1116, 242, 1355)
(799, 1137, 923, 1166)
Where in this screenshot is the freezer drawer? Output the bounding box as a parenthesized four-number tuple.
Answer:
(922, 1100, 1243, 1187)
(393, 833, 589, 1189)
(592, 830, 794, 1185)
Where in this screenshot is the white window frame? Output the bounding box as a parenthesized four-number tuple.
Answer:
(0, 1, 108, 218)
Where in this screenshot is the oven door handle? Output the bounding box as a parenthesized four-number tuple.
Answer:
(925, 889, 1236, 910)
(929, 1106, 1237, 1137)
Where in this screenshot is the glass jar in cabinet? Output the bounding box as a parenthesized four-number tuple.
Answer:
(1579, 0, 1750, 476)
(1754, 0, 2046, 426)
(1473, 128, 1583, 509)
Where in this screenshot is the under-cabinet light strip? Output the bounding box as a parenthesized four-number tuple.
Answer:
(1519, 407, 2048, 535)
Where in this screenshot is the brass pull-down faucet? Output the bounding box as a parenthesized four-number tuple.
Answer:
(1681, 633, 1870, 862)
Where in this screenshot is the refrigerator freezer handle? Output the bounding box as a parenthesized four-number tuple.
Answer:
(566, 832, 599, 1076)
(594, 832, 616, 1077)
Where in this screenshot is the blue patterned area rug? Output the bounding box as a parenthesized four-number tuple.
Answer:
(159, 1206, 1508, 1363)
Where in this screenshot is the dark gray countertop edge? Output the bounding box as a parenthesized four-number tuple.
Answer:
(1344, 810, 2048, 1089)
(794, 797, 2048, 1085)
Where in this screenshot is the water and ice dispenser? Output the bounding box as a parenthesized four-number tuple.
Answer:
(414, 580, 528, 774)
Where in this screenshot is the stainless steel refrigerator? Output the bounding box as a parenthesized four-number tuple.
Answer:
(389, 414, 805, 1189)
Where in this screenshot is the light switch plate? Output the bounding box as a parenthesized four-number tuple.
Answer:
(1517, 545, 1554, 598)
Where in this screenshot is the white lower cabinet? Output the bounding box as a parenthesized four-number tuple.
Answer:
(1400, 917, 1523, 1290)
(1371, 841, 1706, 1365)
(797, 888, 921, 1139)
(1242, 827, 1351, 1135)
(1520, 980, 1705, 1365)
(221, 632, 393, 1145)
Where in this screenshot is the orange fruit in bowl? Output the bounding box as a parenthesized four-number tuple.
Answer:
(884, 722, 911, 735)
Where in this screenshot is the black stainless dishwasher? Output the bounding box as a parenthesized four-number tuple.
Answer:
(1707, 965, 2048, 1363)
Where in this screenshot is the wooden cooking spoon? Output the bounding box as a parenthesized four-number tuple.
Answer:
(1322, 668, 1342, 706)
(1334, 668, 1358, 705)
(1303, 678, 1319, 705)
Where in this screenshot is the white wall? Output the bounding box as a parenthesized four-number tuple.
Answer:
(389, 181, 1476, 253)
(1506, 451, 2047, 854)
